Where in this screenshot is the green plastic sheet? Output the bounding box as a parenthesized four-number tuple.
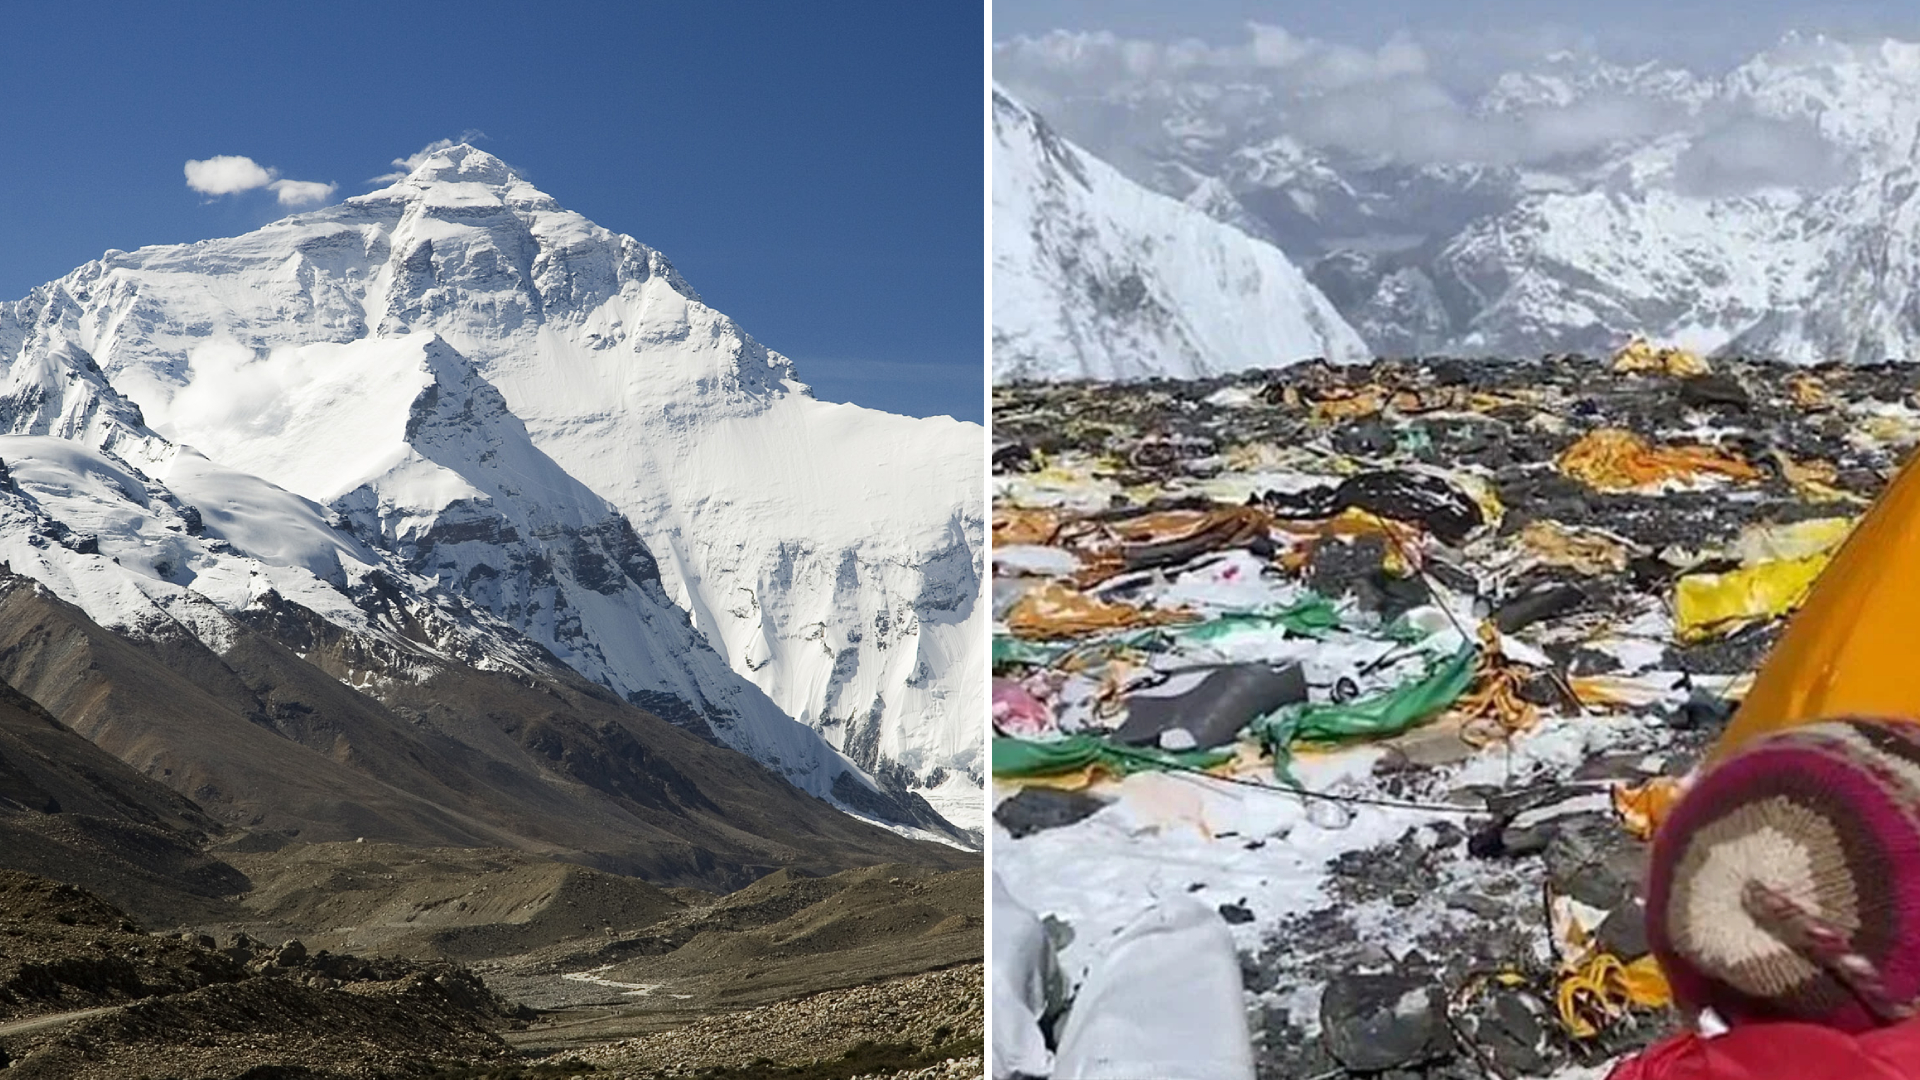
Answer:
(992, 734, 1235, 779)
(1249, 644, 1478, 779)
(1175, 594, 1342, 643)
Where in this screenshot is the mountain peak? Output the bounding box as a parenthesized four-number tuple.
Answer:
(405, 142, 516, 186)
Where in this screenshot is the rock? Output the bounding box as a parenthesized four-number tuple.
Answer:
(1470, 989, 1553, 1076)
(993, 788, 1108, 839)
(1496, 824, 1554, 858)
(1217, 902, 1255, 925)
(1544, 814, 1646, 908)
(1679, 374, 1752, 411)
(1445, 892, 1508, 920)
(1377, 720, 1477, 770)
(1319, 972, 1451, 1073)
(1598, 899, 1651, 959)
(1494, 583, 1586, 633)
(276, 939, 308, 967)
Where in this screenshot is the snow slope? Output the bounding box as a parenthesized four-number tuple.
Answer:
(0, 144, 981, 836)
(992, 87, 1368, 383)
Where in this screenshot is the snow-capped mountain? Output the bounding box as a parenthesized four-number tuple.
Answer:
(0, 144, 981, 838)
(993, 33, 1920, 365)
(992, 87, 1368, 382)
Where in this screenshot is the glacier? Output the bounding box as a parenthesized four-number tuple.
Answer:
(0, 144, 982, 838)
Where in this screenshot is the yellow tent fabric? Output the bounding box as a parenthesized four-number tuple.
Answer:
(1716, 451, 1920, 759)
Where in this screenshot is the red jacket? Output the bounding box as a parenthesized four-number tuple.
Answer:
(1610, 1020, 1920, 1079)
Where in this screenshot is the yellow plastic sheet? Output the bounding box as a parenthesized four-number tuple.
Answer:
(1308, 385, 1387, 422)
(1570, 673, 1683, 710)
(1274, 509, 1424, 576)
(1717, 450, 1920, 760)
(1673, 552, 1830, 642)
(1671, 519, 1854, 642)
(1558, 428, 1760, 493)
(1729, 516, 1855, 564)
(1612, 338, 1710, 378)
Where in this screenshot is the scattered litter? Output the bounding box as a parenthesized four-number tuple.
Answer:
(993, 354, 1920, 1080)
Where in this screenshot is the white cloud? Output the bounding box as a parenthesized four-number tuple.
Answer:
(184, 155, 337, 207)
(266, 178, 337, 206)
(184, 155, 274, 196)
(371, 131, 489, 183)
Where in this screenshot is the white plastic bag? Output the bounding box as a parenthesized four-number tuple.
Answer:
(993, 872, 1057, 1079)
(1052, 896, 1256, 1080)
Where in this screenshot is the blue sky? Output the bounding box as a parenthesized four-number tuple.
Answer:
(0, 1, 983, 423)
(995, 0, 1920, 69)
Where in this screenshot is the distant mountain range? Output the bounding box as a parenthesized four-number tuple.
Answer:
(996, 34, 1920, 370)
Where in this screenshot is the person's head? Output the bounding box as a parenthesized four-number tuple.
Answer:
(1647, 718, 1920, 1033)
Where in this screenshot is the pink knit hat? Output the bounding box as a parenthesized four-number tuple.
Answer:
(1647, 719, 1920, 1033)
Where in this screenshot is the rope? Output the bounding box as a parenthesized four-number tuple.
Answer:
(1100, 743, 1488, 817)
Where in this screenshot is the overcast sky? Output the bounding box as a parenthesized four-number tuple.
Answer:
(995, 0, 1920, 71)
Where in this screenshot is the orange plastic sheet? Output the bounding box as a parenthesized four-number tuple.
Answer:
(1612, 776, 1685, 841)
(994, 508, 1063, 548)
(1558, 428, 1761, 493)
(1715, 450, 1920, 760)
(1002, 581, 1197, 640)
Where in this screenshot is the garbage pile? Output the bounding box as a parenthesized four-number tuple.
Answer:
(991, 349, 1920, 1080)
